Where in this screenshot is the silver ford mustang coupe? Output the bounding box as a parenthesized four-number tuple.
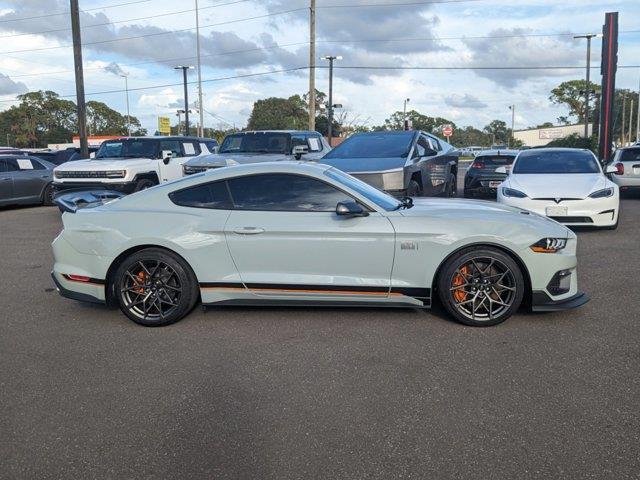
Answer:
(51, 162, 588, 327)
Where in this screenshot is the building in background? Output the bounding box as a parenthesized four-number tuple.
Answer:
(514, 124, 592, 147)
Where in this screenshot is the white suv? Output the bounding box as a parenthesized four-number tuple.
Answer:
(53, 136, 216, 194)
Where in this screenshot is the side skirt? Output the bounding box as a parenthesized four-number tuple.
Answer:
(203, 298, 431, 309)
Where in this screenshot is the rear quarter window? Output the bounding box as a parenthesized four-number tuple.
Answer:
(619, 149, 640, 162)
(169, 182, 232, 209)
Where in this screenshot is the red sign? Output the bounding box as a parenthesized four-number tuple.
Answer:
(442, 125, 453, 137)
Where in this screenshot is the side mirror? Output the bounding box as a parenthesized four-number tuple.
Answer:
(162, 150, 173, 165)
(336, 201, 369, 218)
(605, 164, 618, 174)
(495, 166, 507, 174)
(292, 145, 309, 160)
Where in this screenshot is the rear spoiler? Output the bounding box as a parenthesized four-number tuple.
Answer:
(53, 190, 125, 213)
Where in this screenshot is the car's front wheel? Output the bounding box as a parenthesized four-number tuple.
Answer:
(437, 247, 525, 326)
(113, 248, 199, 326)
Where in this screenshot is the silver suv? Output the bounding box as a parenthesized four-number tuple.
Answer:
(182, 130, 331, 175)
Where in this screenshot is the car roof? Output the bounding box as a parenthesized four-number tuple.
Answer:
(229, 130, 319, 135)
(106, 136, 214, 141)
(475, 149, 520, 156)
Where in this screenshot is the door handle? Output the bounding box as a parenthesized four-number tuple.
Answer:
(232, 227, 265, 235)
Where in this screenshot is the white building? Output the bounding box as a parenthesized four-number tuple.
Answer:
(514, 124, 592, 147)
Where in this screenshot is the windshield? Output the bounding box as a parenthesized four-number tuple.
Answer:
(95, 140, 158, 159)
(324, 168, 401, 211)
(513, 150, 601, 174)
(323, 132, 414, 159)
(619, 148, 640, 162)
(474, 155, 516, 166)
(219, 133, 290, 154)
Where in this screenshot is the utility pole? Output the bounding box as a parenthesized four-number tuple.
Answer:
(121, 73, 131, 136)
(195, 0, 204, 137)
(70, 0, 88, 158)
(174, 66, 193, 136)
(322, 55, 341, 145)
(574, 34, 600, 138)
(636, 75, 640, 142)
(308, 0, 316, 131)
(621, 94, 626, 145)
(629, 99, 634, 145)
(508, 104, 515, 148)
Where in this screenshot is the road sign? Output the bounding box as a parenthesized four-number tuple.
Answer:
(158, 116, 171, 135)
(442, 124, 453, 138)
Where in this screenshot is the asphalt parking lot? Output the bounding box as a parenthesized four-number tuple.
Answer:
(1, 177, 639, 479)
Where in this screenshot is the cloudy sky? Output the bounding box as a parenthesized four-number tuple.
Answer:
(0, 0, 638, 134)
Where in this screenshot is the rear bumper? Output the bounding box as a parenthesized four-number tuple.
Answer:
(51, 272, 106, 304)
(53, 181, 138, 195)
(531, 291, 589, 312)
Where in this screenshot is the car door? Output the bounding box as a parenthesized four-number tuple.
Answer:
(0, 159, 14, 204)
(224, 173, 396, 297)
(305, 133, 327, 160)
(158, 140, 200, 182)
(7, 157, 49, 202)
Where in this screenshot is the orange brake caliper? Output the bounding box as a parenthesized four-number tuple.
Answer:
(133, 271, 146, 294)
(452, 266, 470, 303)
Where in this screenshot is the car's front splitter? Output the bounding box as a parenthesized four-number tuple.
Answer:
(531, 290, 590, 312)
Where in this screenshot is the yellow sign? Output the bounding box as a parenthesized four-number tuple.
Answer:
(158, 116, 171, 135)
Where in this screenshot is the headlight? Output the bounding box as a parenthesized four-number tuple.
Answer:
(530, 238, 567, 253)
(502, 187, 527, 198)
(106, 170, 126, 178)
(183, 165, 207, 175)
(588, 187, 614, 198)
(53, 170, 61, 179)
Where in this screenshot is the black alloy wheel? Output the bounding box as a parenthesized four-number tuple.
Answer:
(134, 178, 156, 191)
(114, 248, 199, 326)
(42, 184, 55, 206)
(437, 247, 524, 326)
(407, 179, 423, 197)
(447, 174, 457, 197)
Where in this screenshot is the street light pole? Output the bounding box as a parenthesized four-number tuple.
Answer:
(574, 34, 600, 138)
(321, 55, 341, 145)
(70, 0, 88, 158)
(174, 66, 194, 136)
(308, 0, 316, 131)
(508, 104, 515, 148)
(120, 74, 131, 136)
(403, 98, 410, 129)
(195, 0, 204, 137)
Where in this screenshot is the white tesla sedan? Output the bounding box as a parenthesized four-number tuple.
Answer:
(52, 162, 588, 327)
(497, 148, 619, 229)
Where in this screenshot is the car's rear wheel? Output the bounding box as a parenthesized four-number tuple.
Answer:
(42, 183, 55, 206)
(447, 174, 457, 197)
(437, 247, 525, 326)
(407, 179, 422, 197)
(113, 248, 199, 327)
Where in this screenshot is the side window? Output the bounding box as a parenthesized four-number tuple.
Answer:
(27, 158, 46, 170)
(306, 134, 323, 152)
(181, 141, 200, 157)
(159, 140, 181, 158)
(291, 135, 307, 150)
(413, 137, 428, 158)
(169, 181, 232, 209)
(227, 174, 354, 212)
(0, 159, 8, 172)
(3, 158, 19, 171)
(427, 135, 442, 152)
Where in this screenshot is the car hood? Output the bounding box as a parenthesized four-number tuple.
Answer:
(320, 156, 406, 173)
(188, 152, 291, 166)
(54, 157, 154, 171)
(506, 173, 608, 199)
(401, 198, 571, 237)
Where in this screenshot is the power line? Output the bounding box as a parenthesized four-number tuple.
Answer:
(5, 29, 640, 79)
(0, 0, 154, 24)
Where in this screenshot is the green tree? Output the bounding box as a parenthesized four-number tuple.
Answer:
(549, 79, 600, 124)
(383, 110, 454, 133)
(483, 120, 510, 144)
(450, 126, 491, 148)
(247, 95, 308, 130)
(546, 133, 598, 152)
(87, 100, 145, 136)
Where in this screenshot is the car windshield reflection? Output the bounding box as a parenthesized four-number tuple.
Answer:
(324, 168, 401, 211)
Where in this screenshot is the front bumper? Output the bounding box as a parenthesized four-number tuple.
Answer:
(531, 291, 589, 312)
(498, 194, 619, 227)
(52, 181, 138, 195)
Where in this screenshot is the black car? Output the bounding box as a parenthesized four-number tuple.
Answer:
(321, 130, 459, 197)
(0, 155, 56, 207)
(30, 147, 100, 166)
(463, 149, 519, 198)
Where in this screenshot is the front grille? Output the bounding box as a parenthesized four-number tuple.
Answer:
(549, 216, 593, 223)
(533, 198, 582, 202)
(56, 171, 111, 178)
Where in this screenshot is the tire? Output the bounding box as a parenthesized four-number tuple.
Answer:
(406, 179, 423, 197)
(113, 248, 199, 327)
(437, 247, 525, 327)
(134, 178, 156, 192)
(446, 174, 457, 197)
(42, 183, 55, 206)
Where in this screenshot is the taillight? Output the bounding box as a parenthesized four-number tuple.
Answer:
(67, 274, 90, 282)
(614, 163, 624, 175)
(471, 161, 484, 169)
